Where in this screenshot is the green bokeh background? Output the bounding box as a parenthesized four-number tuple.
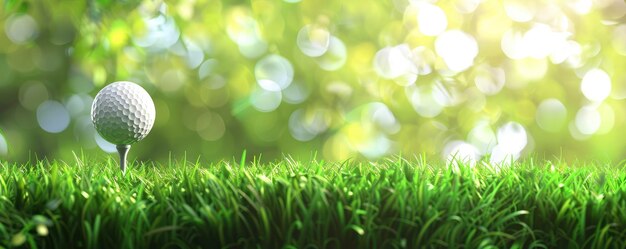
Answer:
(1, 0, 626, 162)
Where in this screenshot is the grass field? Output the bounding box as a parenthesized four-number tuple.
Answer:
(1, 155, 626, 248)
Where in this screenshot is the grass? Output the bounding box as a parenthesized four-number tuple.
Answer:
(1, 155, 626, 248)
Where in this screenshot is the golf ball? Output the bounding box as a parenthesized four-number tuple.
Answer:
(91, 81, 156, 145)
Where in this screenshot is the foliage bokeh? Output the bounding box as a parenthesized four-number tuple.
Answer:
(1, 0, 626, 163)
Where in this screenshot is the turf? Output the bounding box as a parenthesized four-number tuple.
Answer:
(0, 155, 626, 248)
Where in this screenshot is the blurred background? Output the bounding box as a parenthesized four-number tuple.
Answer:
(1, 0, 626, 163)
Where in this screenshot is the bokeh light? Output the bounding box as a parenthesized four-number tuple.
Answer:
(4, 14, 38, 44)
(536, 99, 567, 132)
(314, 36, 347, 71)
(36, 101, 70, 133)
(484, 122, 530, 166)
(0, 0, 626, 163)
(443, 141, 480, 169)
(0, 131, 8, 156)
(575, 106, 601, 135)
(19, 82, 49, 111)
(374, 44, 417, 85)
(581, 69, 611, 102)
(496, 122, 528, 156)
(467, 120, 497, 155)
(435, 30, 478, 72)
(297, 25, 330, 57)
(133, 10, 180, 51)
(251, 87, 282, 112)
(95, 133, 116, 153)
(416, 2, 447, 36)
(255, 54, 294, 91)
(474, 64, 505, 95)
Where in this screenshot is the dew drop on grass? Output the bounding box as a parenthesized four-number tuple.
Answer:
(11, 233, 26, 246)
(45, 199, 62, 210)
(258, 174, 272, 184)
(427, 183, 434, 190)
(37, 224, 49, 236)
(350, 225, 365, 235)
(594, 193, 605, 202)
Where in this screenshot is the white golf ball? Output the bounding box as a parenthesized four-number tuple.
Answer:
(91, 81, 156, 145)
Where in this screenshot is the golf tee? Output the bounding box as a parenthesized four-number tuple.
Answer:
(116, 144, 130, 175)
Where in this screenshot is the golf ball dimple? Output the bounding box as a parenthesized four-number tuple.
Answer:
(91, 81, 156, 145)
